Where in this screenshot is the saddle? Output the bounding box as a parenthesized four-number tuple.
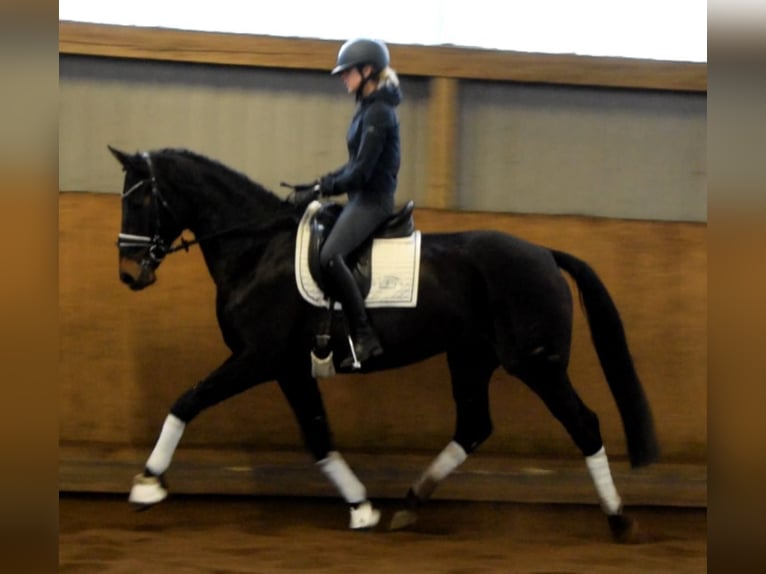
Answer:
(308, 200, 415, 299)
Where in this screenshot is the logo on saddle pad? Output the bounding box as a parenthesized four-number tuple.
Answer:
(295, 200, 421, 308)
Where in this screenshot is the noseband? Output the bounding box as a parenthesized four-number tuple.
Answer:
(116, 152, 188, 268)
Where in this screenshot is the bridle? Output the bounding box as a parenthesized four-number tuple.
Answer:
(116, 152, 299, 269)
(116, 152, 194, 268)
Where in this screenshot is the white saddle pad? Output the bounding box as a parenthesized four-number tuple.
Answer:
(295, 201, 421, 308)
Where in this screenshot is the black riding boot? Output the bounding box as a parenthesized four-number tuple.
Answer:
(324, 255, 383, 367)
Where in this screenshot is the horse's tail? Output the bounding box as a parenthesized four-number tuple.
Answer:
(551, 249, 659, 468)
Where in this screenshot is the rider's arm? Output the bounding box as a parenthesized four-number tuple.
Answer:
(321, 103, 393, 196)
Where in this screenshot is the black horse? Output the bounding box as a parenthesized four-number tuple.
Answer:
(110, 146, 658, 541)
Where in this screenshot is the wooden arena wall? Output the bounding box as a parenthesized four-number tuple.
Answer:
(59, 23, 706, 504)
(60, 193, 706, 457)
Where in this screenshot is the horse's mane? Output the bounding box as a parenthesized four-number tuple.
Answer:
(153, 148, 301, 237)
(155, 147, 286, 211)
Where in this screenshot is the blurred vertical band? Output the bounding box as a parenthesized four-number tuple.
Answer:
(0, 1, 58, 573)
(709, 1, 766, 572)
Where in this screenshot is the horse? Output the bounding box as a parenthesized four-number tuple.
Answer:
(110, 145, 658, 541)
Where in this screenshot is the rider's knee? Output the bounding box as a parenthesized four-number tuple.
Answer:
(319, 251, 342, 273)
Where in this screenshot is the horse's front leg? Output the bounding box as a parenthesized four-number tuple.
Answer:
(278, 375, 380, 530)
(129, 351, 269, 507)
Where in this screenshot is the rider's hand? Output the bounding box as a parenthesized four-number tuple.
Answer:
(318, 174, 336, 196)
(290, 182, 320, 205)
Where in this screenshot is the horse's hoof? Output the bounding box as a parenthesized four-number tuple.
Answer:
(389, 509, 418, 531)
(128, 473, 168, 508)
(349, 501, 380, 530)
(607, 513, 643, 544)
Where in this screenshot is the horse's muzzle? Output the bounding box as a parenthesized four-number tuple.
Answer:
(119, 256, 157, 290)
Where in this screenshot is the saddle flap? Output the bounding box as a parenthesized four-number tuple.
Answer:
(307, 202, 370, 296)
(295, 200, 421, 309)
(307, 200, 416, 295)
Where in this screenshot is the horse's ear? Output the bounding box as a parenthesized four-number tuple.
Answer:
(108, 145, 138, 171)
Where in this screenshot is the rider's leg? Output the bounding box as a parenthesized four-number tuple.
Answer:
(323, 253, 383, 364)
(320, 199, 388, 365)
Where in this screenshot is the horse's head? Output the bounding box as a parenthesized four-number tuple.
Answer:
(109, 146, 184, 291)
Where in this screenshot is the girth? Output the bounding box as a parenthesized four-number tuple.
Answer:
(308, 200, 415, 298)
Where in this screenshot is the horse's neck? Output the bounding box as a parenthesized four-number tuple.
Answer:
(184, 188, 259, 238)
(163, 158, 268, 236)
(166, 164, 293, 286)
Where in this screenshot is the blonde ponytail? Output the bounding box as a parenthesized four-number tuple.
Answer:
(378, 66, 400, 88)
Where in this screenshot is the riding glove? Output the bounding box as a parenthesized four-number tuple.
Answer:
(291, 183, 320, 206)
(319, 174, 338, 196)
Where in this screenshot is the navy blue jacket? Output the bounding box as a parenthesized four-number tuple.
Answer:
(323, 84, 402, 203)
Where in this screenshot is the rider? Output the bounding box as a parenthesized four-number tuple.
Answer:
(314, 38, 403, 368)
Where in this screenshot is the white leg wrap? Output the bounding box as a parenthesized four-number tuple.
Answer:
(317, 451, 366, 504)
(414, 441, 467, 498)
(585, 446, 622, 514)
(145, 414, 186, 476)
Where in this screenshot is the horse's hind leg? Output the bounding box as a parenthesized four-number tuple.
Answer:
(390, 346, 497, 530)
(129, 352, 263, 508)
(519, 362, 638, 542)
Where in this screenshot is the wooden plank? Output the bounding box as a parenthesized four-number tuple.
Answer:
(59, 445, 707, 507)
(59, 21, 707, 92)
(59, 21, 338, 72)
(426, 77, 459, 208)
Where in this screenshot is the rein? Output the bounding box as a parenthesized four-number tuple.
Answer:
(165, 216, 295, 255)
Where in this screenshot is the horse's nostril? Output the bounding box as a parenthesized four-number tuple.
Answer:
(120, 272, 135, 285)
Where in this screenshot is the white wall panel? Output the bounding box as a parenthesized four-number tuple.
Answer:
(60, 55, 705, 220)
(457, 82, 706, 221)
(59, 56, 429, 206)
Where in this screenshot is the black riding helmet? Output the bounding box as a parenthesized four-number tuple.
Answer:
(331, 38, 390, 75)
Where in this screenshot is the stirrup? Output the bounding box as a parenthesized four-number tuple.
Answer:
(340, 334, 383, 370)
